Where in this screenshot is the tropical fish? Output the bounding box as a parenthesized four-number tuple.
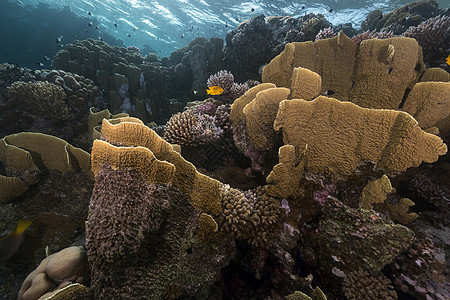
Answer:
(0, 220, 32, 262)
(446, 54, 450, 66)
(206, 86, 224, 95)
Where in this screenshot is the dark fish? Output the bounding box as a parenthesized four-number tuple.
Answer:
(127, 34, 131, 37)
(96, 26, 99, 29)
(98, 37, 103, 41)
(88, 22, 93, 27)
(301, 5, 305, 9)
(251, 8, 254, 12)
(43, 56, 50, 61)
(235, 17, 239, 21)
(59, 44, 64, 48)
(181, 34, 184, 38)
(225, 23, 228, 28)
(114, 22, 117, 27)
(329, 9, 333, 13)
(56, 36, 62, 43)
(88, 11, 92, 16)
(0, 220, 32, 262)
(36, 62, 44, 67)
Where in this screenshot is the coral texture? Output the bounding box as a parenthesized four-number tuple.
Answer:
(218, 185, 282, 247)
(343, 269, 398, 300)
(273, 97, 447, 177)
(87, 164, 235, 298)
(7, 81, 71, 121)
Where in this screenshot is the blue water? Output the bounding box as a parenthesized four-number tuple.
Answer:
(13, 0, 450, 57)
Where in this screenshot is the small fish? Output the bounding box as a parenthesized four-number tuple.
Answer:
(251, 8, 254, 12)
(301, 5, 305, 9)
(43, 56, 50, 61)
(88, 22, 93, 27)
(193, 90, 198, 95)
(446, 54, 450, 66)
(127, 34, 131, 37)
(88, 11, 92, 16)
(36, 62, 44, 67)
(235, 17, 239, 22)
(98, 37, 103, 41)
(329, 8, 333, 13)
(96, 26, 99, 29)
(56, 36, 62, 43)
(0, 220, 32, 262)
(114, 22, 117, 27)
(206, 86, 224, 95)
(181, 34, 184, 38)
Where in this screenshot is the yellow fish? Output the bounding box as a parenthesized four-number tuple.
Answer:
(0, 220, 32, 262)
(206, 86, 224, 95)
(446, 54, 450, 66)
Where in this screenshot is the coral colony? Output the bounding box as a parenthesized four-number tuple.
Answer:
(0, 0, 449, 299)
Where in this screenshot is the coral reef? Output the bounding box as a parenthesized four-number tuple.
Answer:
(87, 156, 235, 298)
(53, 38, 168, 123)
(224, 14, 331, 81)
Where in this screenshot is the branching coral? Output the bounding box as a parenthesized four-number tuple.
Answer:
(218, 185, 282, 247)
(207, 70, 234, 93)
(163, 109, 223, 146)
(343, 269, 398, 300)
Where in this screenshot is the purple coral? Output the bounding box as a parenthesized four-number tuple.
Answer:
(207, 70, 234, 93)
(196, 101, 218, 116)
(315, 27, 337, 41)
(351, 29, 395, 44)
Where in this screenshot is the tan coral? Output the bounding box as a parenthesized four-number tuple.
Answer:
(380, 198, 418, 225)
(97, 118, 223, 215)
(262, 33, 426, 109)
(18, 246, 89, 300)
(401, 82, 450, 131)
(88, 107, 129, 139)
(262, 31, 357, 101)
(419, 68, 450, 83)
(265, 145, 306, 198)
(0, 175, 29, 204)
(229, 83, 276, 125)
(39, 283, 90, 300)
(2, 133, 92, 177)
(91, 140, 176, 184)
(273, 96, 447, 177)
(349, 38, 423, 109)
(196, 213, 218, 241)
(359, 175, 394, 210)
(289, 67, 322, 100)
(243, 87, 290, 149)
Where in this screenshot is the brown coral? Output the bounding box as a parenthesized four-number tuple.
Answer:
(218, 185, 282, 247)
(343, 269, 398, 300)
(7, 81, 71, 121)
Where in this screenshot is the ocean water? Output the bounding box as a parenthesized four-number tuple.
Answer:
(2, 0, 449, 67)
